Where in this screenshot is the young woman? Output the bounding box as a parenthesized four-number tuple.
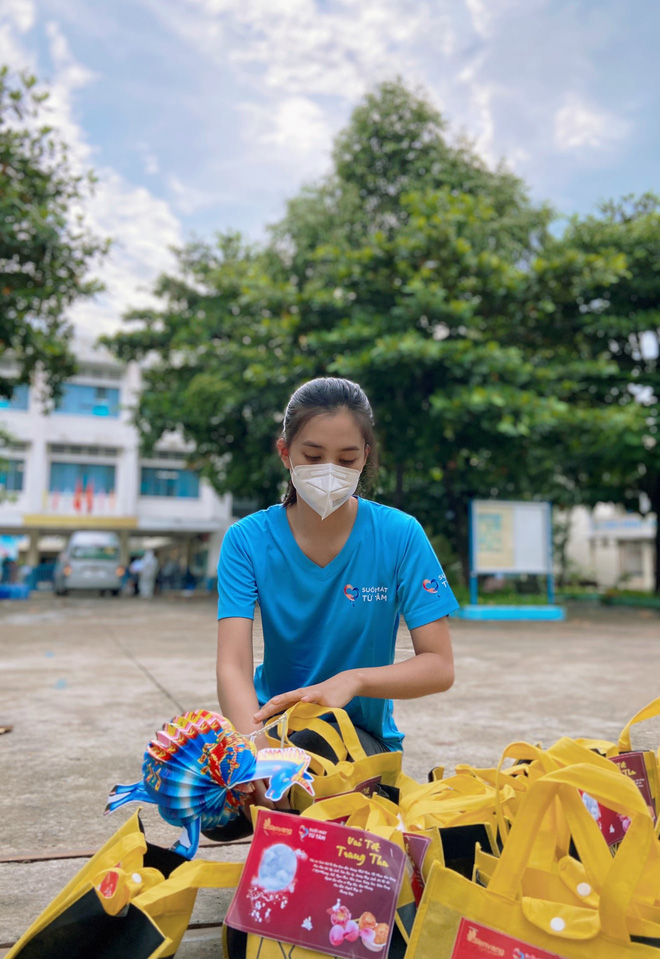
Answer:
(216, 377, 458, 779)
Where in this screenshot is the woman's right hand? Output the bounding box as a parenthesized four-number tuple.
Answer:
(239, 778, 294, 813)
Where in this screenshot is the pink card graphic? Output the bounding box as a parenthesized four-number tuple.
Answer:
(451, 918, 568, 958)
(225, 809, 406, 958)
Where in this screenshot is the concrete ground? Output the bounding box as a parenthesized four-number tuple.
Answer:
(1, 593, 659, 955)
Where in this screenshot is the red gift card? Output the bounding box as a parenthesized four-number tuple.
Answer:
(581, 750, 656, 848)
(610, 752, 656, 819)
(402, 833, 430, 907)
(451, 918, 568, 958)
(225, 809, 406, 958)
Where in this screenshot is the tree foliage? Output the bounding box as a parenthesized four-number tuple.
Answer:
(0, 68, 108, 402)
(105, 79, 658, 590)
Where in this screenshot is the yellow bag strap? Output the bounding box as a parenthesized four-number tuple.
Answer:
(348, 796, 401, 832)
(489, 763, 650, 904)
(495, 742, 558, 843)
(404, 790, 512, 831)
(399, 772, 492, 810)
(268, 703, 368, 768)
(599, 812, 655, 940)
(303, 792, 402, 832)
(546, 737, 622, 771)
(574, 737, 620, 758)
(619, 696, 660, 752)
(303, 792, 376, 823)
(134, 860, 243, 917)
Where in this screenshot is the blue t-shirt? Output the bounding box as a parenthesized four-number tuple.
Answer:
(216, 498, 459, 750)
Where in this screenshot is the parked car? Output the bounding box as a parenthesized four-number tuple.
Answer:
(54, 531, 125, 596)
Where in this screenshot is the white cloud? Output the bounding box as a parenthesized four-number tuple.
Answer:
(2, 12, 183, 336)
(68, 173, 182, 334)
(554, 92, 629, 152)
(156, 0, 453, 101)
(239, 96, 332, 159)
(464, 0, 492, 37)
(166, 173, 233, 215)
(42, 22, 98, 170)
(3, 0, 35, 32)
(0, 0, 36, 67)
(144, 153, 160, 175)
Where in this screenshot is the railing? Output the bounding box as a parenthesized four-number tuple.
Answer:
(41, 490, 120, 516)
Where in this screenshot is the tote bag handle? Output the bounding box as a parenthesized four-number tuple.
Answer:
(489, 763, 649, 901)
(619, 696, 660, 752)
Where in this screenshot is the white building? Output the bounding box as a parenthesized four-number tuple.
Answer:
(565, 504, 657, 592)
(0, 338, 233, 585)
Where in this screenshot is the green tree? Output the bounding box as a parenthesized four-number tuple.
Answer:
(106, 233, 306, 507)
(0, 68, 107, 405)
(544, 196, 660, 590)
(105, 80, 652, 588)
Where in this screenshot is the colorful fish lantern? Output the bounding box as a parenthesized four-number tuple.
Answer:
(105, 709, 314, 858)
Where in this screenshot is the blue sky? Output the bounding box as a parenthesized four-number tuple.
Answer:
(2, 0, 659, 334)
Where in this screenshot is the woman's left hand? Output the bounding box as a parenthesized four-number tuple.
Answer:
(253, 671, 361, 724)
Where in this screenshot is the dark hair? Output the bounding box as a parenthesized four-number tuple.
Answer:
(281, 377, 378, 507)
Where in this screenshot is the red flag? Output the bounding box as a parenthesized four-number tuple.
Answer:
(73, 478, 83, 512)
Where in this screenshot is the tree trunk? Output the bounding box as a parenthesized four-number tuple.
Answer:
(651, 473, 660, 596)
(443, 463, 470, 585)
(393, 463, 404, 511)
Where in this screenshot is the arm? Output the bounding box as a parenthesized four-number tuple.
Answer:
(217, 617, 285, 808)
(254, 616, 454, 724)
(216, 617, 265, 741)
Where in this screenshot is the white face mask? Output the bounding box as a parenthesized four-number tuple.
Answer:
(290, 462, 362, 520)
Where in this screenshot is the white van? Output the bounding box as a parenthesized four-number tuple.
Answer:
(54, 531, 125, 596)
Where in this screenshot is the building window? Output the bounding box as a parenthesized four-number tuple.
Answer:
(140, 467, 200, 498)
(54, 383, 120, 417)
(0, 459, 24, 492)
(0, 383, 29, 411)
(620, 541, 644, 578)
(49, 462, 116, 494)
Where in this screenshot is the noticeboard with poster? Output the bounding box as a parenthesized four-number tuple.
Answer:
(471, 500, 552, 575)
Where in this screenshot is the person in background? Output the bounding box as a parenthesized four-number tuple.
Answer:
(128, 555, 143, 595)
(139, 550, 159, 599)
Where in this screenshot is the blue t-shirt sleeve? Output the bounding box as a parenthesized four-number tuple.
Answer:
(217, 524, 258, 620)
(396, 517, 460, 629)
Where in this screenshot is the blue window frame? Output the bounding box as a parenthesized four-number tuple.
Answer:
(0, 383, 29, 411)
(0, 459, 24, 492)
(49, 462, 116, 494)
(140, 467, 200, 498)
(55, 384, 120, 417)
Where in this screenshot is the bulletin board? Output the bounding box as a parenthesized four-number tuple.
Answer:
(470, 500, 552, 575)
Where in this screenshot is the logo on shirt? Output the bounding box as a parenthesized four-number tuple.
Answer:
(423, 574, 448, 595)
(343, 583, 389, 604)
(344, 584, 360, 604)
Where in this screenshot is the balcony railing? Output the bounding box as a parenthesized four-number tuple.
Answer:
(41, 490, 120, 516)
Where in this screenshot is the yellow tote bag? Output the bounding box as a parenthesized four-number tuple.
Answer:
(8, 811, 242, 959)
(266, 703, 402, 809)
(406, 763, 659, 959)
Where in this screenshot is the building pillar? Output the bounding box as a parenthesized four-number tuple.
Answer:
(119, 529, 130, 568)
(27, 529, 40, 566)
